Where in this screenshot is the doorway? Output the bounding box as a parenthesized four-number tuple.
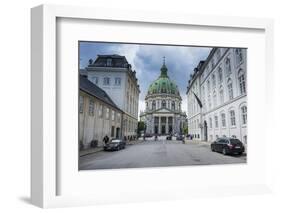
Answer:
(116, 127, 120, 138)
(161, 125, 166, 134)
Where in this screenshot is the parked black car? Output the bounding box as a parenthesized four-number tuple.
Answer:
(166, 134, 172, 140)
(211, 137, 245, 155)
(104, 139, 126, 151)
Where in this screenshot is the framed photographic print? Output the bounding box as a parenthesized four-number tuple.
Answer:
(31, 4, 274, 208)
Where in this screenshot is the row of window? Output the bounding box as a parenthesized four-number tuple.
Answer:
(201, 69, 246, 113)
(210, 106, 247, 129)
(189, 105, 247, 130)
(147, 99, 180, 111)
(91, 76, 122, 86)
(124, 119, 137, 133)
(191, 134, 247, 145)
(126, 93, 138, 117)
(202, 48, 243, 80)
(189, 49, 245, 116)
(79, 96, 121, 122)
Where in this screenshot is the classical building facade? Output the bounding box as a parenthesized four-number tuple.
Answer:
(187, 48, 247, 145)
(140, 61, 187, 135)
(79, 75, 123, 149)
(86, 55, 140, 140)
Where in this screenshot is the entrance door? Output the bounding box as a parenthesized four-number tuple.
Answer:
(154, 125, 158, 134)
(204, 121, 208, 141)
(116, 127, 120, 138)
(161, 125, 166, 134)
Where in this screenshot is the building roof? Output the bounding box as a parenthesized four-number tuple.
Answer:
(147, 61, 180, 97)
(85, 54, 140, 93)
(88, 54, 130, 68)
(79, 75, 121, 111)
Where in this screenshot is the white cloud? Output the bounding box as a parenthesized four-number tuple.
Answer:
(80, 42, 211, 120)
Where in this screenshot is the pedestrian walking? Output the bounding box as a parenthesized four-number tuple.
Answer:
(103, 135, 109, 146)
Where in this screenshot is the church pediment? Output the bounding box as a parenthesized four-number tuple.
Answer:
(154, 108, 174, 113)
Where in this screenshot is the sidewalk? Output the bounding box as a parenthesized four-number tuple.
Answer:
(184, 139, 211, 145)
(79, 147, 104, 157)
(79, 140, 140, 157)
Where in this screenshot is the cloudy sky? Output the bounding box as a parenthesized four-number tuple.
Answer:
(79, 42, 211, 115)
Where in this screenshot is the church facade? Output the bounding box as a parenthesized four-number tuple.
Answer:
(140, 61, 186, 135)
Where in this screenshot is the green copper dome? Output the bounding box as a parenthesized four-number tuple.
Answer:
(147, 62, 180, 96)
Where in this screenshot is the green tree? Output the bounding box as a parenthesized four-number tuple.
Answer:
(137, 121, 146, 136)
(183, 126, 188, 135)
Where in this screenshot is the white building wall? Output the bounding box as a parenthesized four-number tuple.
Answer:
(79, 91, 122, 149)
(187, 48, 247, 145)
(87, 70, 127, 110)
(87, 67, 140, 138)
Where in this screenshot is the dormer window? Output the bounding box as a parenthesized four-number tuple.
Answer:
(107, 58, 112, 66)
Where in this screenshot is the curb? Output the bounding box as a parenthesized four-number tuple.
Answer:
(79, 147, 104, 157)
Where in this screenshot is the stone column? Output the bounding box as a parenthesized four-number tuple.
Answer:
(172, 116, 175, 134)
(158, 116, 161, 135)
(151, 115, 154, 134)
(166, 117, 169, 134)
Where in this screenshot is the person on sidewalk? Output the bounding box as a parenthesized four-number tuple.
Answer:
(103, 135, 109, 146)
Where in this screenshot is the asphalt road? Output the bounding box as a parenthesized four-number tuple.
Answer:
(79, 138, 246, 170)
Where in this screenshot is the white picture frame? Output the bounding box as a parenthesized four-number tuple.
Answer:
(31, 4, 274, 208)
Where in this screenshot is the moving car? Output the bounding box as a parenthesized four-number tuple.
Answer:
(104, 139, 126, 151)
(211, 137, 245, 155)
(176, 135, 185, 141)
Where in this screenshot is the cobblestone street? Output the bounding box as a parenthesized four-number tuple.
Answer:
(79, 137, 246, 170)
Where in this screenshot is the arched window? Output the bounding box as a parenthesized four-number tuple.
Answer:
(219, 86, 224, 104)
(227, 78, 233, 100)
(212, 74, 216, 88)
(241, 105, 247, 125)
(161, 100, 166, 108)
(214, 115, 218, 128)
(213, 91, 217, 107)
(218, 67, 223, 84)
(229, 110, 236, 126)
(221, 113, 226, 127)
(152, 100, 156, 110)
(171, 101, 175, 110)
(238, 69, 246, 95)
(225, 57, 231, 75)
(202, 86, 205, 99)
(209, 117, 212, 129)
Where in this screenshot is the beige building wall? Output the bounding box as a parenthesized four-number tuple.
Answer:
(79, 90, 122, 149)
